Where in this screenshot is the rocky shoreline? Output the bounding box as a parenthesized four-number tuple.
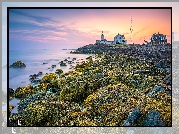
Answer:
(9, 44, 171, 126)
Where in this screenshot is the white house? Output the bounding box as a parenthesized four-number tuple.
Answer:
(113, 33, 127, 44)
(96, 31, 127, 45)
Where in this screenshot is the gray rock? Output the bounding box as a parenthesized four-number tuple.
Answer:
(153, 86, 164, 92)
(142, 110, 167, 126)
(147, 86, 164, 97)
(122, 108, 141, 126)
(156, 61, 164, 68)
(163, 75, 171, 85)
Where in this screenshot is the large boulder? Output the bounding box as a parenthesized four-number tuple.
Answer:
(142, 110, 166, 126)
(122, 108, 141, 126)
(10, 61, 26, 68)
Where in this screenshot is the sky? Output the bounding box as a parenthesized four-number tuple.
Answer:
(9, 8, 171, 50)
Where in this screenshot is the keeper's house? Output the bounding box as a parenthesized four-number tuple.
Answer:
(96, 31, 127, 45)
(150, 32, 167, 45)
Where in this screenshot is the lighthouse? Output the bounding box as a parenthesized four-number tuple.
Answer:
(101, 31, 104, 41)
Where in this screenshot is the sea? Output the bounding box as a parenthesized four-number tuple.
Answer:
(2, 49, 93, 114)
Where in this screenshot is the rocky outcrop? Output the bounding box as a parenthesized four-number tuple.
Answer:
(122, 108, 141, 126)
(142, 110, 166, 126)
(14, 85, 34, 99)
(10, 61, 26, 68)
(9, 88, 14, 99)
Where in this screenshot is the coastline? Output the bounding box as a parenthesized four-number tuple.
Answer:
(8, 50, 94, 113)
(8, 45, 172, 127)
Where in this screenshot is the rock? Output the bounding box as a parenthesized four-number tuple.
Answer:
(96, 73, 102, 78)
(38, 71, 43, 75)
(55, 69, 63, 74)
(86, 56, 92, 60)
(10, 61, 26, 68)
(72, 58, 76, 61)
(155, 61, 163, 68)
(122, 108, 141, 126)
(29, 77, 35, 81)
(142, 110, 166, 126)
(9, 104, 15, 111)
(33, 74, 38, 77)
(163, 75, 171, 86)
(14, 85, 34, 99)
(9, 88, 14, 97)
(64, 59, 68, 61)
(68, 61, 72, 64)
(164, 85, 171, 96)
(160, 68, 171, 73)
(31, 78, 41, 83)
(147, 85, 164, 97)
(29, 74, 38, 81)
(153, 85, 164, 92)
(52, 65, 56, 68)
(43, 63, 48, 64)
(60, 62, 67, 66)
(155, 60, 170, 68)
(157, 120, 167, 126)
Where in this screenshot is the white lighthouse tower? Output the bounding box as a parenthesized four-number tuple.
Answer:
(101, 31, 104, 41)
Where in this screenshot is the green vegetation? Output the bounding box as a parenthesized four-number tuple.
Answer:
(9, 51, 171, 126)
(55, 68, 63, 74)
(40, 73, 58, 83)
(14, 85, 34, 99)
